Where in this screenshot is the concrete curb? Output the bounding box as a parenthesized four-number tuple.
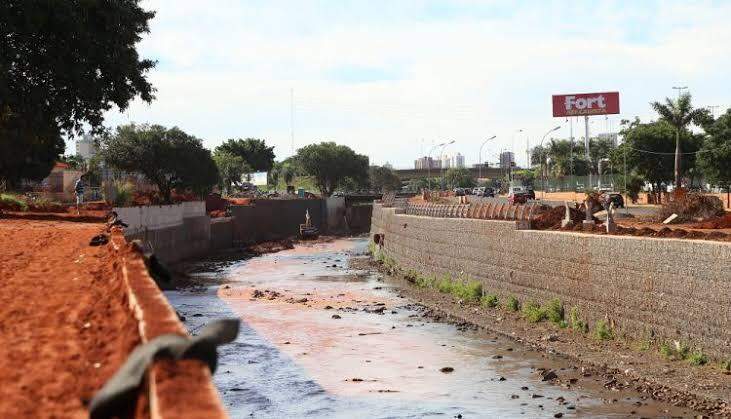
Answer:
(109, 229, 227, 418)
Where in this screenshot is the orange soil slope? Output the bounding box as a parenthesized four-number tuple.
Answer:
(0, 218, 140, 418)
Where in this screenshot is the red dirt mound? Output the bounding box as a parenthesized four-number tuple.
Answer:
(691, 213, 731, 229)
(532, 205, 594, 230)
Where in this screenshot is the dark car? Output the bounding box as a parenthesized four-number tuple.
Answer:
(482, 187, 495, 197)
(508, 193, 528, 205)
(526, 189, 536, 200)
(454, 188, 465, 196)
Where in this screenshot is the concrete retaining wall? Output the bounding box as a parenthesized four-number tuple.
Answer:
(114, 202, 211, 263)
(371, 204, 731, 358)
(230, 199, 326, 243)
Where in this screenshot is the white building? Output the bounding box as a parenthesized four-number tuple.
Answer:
(441, 154, 451, 169)
(414, 156, 440, 169)
(453, 153, 465, 168)
(75, 134, 98, 161)
(597, 132, 619, 147)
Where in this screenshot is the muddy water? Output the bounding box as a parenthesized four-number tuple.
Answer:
(166, 238, 695, 418)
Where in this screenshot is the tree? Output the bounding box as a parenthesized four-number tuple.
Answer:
(444, 167, 476, 189)
(651, 93, 711, 188)
(101, 124, 219, 203)
(213, 150, 250, 194)
(293, 142, 369, 196)
(610, 119, 702, 197)
(60, 154, 86, 171)
(369, 166, 402, 192)
(698, 109, 731, 206)
(1, 1, 156, 185)
(215, 138, 275, 173)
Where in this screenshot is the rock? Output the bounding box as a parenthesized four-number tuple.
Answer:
(532, 394, 544, 399)
(283, 341, 291, 344)
(540, 370, 558, 381)
(554, 414, 563, 418)
(192, 313, 203, 317)
(510, 394, 519, 399)
(492, 355, 503, 359)
(351, 378, 363, 382)
(332, 314, 342, 319)
(440, 367, 454, 373)
(324, 305, 333, 309)
(544, 334, 559, 342)
(498, 376, 506, 381)
(521, 386, 529, 390)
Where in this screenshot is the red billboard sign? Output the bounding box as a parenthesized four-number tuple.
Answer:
(552, 92, 619, 117)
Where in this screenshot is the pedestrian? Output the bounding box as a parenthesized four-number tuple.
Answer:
(75, 175, 85, 214)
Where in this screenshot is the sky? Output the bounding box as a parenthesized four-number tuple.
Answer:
(94, 0, 731, 168)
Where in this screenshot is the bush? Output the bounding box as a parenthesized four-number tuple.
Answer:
(659, 342, 674, 358)
(506, 296, 520, 312)
(0, 193, 28, 211)
(569, 307, 589, 333)
(593, 320, 613, 340)
(522, 301, 546, 323)
(415, 274, 435, 289)
(481, 294, 499, 308)
(545, 298, 564, 324)
(722, 360, 731, 372)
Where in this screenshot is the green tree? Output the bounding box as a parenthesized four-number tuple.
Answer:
(651, 93, 711, 189)
(611, 119, 702, 195)
(293, 142, 369, 196)
(101, 124, 219, 203)
(698, 109, 731, 206)
(0, 1, 155, 185)
(215, 138, 275, 173)
(444, 167, 476, 189)
(369, 165, 402, 192)
(213, 150, 250, 194)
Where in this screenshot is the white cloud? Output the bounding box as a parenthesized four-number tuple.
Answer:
(98, 0, 731, 168)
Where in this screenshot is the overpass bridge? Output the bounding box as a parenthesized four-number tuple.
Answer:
(394, 166, 505, 181)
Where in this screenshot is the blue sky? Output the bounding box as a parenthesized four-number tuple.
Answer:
(97, 0, 731, 168)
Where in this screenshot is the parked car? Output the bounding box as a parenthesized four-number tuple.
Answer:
(454, 188, 465, 196)
(481, 187, 495, 197)
(508, 192, 528, 205)
(526, 188, 536, 200)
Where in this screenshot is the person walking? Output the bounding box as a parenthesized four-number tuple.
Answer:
(74, 175, 85, 215)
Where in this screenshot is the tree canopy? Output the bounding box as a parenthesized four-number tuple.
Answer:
(1, 1, 156, 186)
(213, 150, 251, 194)
(650, 93, 711, 188)
(444, 167, 476, 189)
(215, 138, 275, 173)
(293, 142, 369, 196)
(698, 109, 731, 191)
(369, 166, 402, 192)
(101, 124, 218, 203)
(610, 119, 702, 190)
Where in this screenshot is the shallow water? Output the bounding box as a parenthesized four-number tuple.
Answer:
(166, 238, 696, 418)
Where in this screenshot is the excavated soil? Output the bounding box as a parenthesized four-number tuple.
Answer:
(0, 217, 141, 418)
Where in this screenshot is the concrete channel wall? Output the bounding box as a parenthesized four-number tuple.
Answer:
(371, 203, 731, 358)
(108, 230, 226, 418)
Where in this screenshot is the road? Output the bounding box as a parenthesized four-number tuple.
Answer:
(167, 238, 694, 418)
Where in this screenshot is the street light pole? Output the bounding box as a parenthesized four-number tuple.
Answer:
(672, 85, 688, 100)
(478, 136, 496, 181)
(539, 125, 561, 199)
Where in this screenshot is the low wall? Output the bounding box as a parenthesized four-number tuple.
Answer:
(371, 204, 731, 358)
(114, 202, 211, 263)
(210, 217, 234, 250)
(109, 230, 226, 418)
(230, 199, 326, 243)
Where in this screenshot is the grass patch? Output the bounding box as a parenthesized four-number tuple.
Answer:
(545, 298, 564, 324)
(721, 360, 731, 372)
(687, 351, 708, 366)
(367, 241, 376, 255)
(0, 193, 28, 211)
(436, 274, 454, 294)
(659, 342, 674, 358)
(481, 294, 499, 308)
(415, 274, 435, 289)
(450, 279, 483, 302)
(505, 296, 520, 312)
(636, 339, 651, 351)
(522, 301, 547, 323)
(593, 320, 613, 340)
(569, 307, 589, 333)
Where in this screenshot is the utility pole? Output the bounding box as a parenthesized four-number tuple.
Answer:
(290, 88, 295, 155)
(672, 85, 688, 100)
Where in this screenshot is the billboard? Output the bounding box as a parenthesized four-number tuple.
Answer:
(552, 92, 619, 117)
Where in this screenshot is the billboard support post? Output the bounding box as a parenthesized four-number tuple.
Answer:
(584, 115, 593, 224)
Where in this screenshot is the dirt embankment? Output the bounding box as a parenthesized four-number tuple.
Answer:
(369, 260, 731, 417)
(0, 218, 141, 417)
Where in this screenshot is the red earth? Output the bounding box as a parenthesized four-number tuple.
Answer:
(0, 217, 141, 418)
